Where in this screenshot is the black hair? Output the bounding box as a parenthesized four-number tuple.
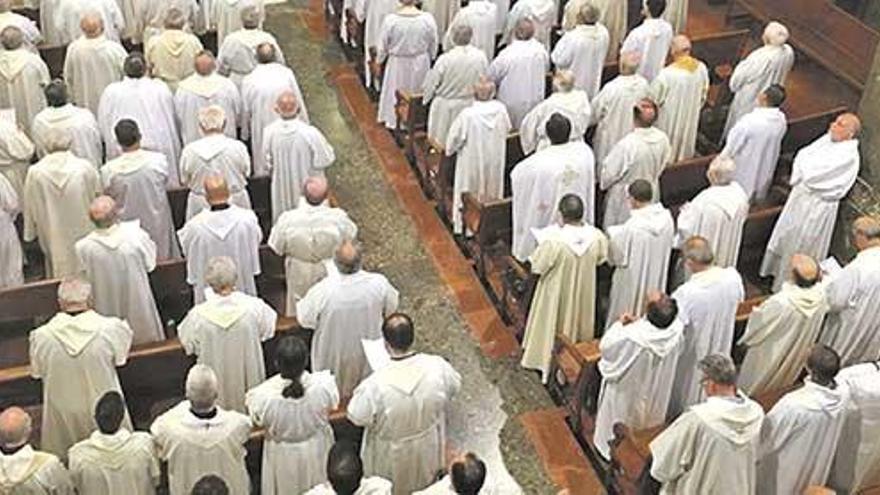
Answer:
(277, 336, 309, 399)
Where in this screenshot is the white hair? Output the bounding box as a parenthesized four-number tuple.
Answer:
(707, 154, 736, 185)
(198, 105, 226, 133)
(763, 21, 789, 46)
(204, 256, 238, 291)
(42, 128, 73, 153)
(57, 278, 92, 306)
(552, 70, 575, 93)
(185, 364, 219, 406)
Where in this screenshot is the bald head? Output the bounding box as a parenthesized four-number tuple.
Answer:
(194, 50, 216, 76)
(552, 70, 575, 93)
(0, 25, 22, 50)
(619, 51, 641, 75)
(514, 18, 534, 40)
(241, 5, 262, 29)
(0, 407, 32, 449)
(830, 113, 861, 142)
(275, 91, 300, 119)
(670, 35, 691, 58)
(707, 154, 736, 186)
(303, 176, 329, 206)
(80, 12, 104, 38)
(204, 175, 230, 206)
(58, 277, 92, 313)
(198, 105, 226, 134)
(89, 196, 118, 229)
(789, 254, 819, 288)
(682, 236, 714, 269)
(334, 240, 362, 274)
(186, 364, 219, 411)
(255, 42, 276, 64)
(763, 21, 790, 46)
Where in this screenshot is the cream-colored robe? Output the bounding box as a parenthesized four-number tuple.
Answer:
(442, 0, 498, 59)
(521, 224, 609, 382)
(675, 182, 749, 268)
(590, 74, 651, 167)
(0, 172, 22, 289)
(22, 151, 100, 278)
(29, 310, 133, 458)
(211, 0, 265, 46)
(0, 445, 74, 495)
(0, 48, 49, 135)
(0, 118, 35, 197)
(738, 282, 828, 396)
(53, 0, 124, 45)
(0, 11, 42, 51)
(621, 18, 674, 82)
(821, 246, 880, 366)
(134, 0, 203, 45)
(651, 57, 709, 162)
(63, 36, 128, 117)
(68, 430, 160, 495)
(829, 362, 880, 493)
(306, 477, 393, 494)
(519, 90, 592, 155)
(551, 23, 610, 100)
(487, 38, 548, 129)
(662, 0, 688, 33)
(145, 29, 204, 92)
(722, 106, 788, 202)
(179, 134, 252, 219)
(174, 72, 242, 145)
(723, 43, 794, 137)
(217, 27, 285, 87)
(422, 45, 487, 146)
(353, 0, 398, 87)
(563, 0, 625, 58)
(502, 0, 554, 49)
(31, 104, 103, 167)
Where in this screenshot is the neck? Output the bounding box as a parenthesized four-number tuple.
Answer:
(862, 241, 880, 251)
(691, 264, 711, 274)
(123, 145, 140, 153)
(210, 203, 230, 211)
(563, 220, 583, 227)
(810, 377, 836, 389)
(0, 443, 26, 456)
(710, 387, 737, 398)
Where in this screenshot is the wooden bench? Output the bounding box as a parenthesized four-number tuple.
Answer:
(459, 193, 512, 279)
(659, 154, 716, 208)
(394, 90, 427, 165)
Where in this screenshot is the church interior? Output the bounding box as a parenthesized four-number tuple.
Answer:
(1, 0, 879, 493)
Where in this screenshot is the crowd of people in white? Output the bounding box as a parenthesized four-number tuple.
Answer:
(0, 0, 877, 492)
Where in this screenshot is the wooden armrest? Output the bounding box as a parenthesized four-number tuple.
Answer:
(736, 296, 768, 319)
(0, 365, 30, 384)
(503, 255, 530, 281)
(426, 136, 445, 153)
(276, 316, 299, 333)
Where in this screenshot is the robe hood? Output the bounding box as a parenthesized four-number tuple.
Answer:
(626, 318, 684, 357)
(0, 49, 29, 80)
(87, 221, 140, 250)
(789, 380, 848, 414)
(633, 126, 668, 145)
(178, 73, 226, 98)
(156, 30, 194, 58)
(105, 150, 151, 176)
(468, 100, 506, 129)
(192, 206, 251, 240)
(628, 203, 672, 236)
(75, 430, 142, 470)
(194, 290, 248, 329)
(706, 182, 748, 219)
(43, 311, 103, 356)
(38, 104, 78, 125)
(39, 152, 78, 190)
(532, 223, 600, 256)
(779, 282, 827, 319)
(189, 134, 231, 161)
(692, 394, 764, 445)
(545, 90, 591, 123)
(0, 445, 47, 488)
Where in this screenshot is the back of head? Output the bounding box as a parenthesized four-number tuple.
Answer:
(334, 240, 362, 275)
(698, 354, 737, 387)
(382, 313, 415, 353)
(204, 174, 231, 206)
(627, 179, 653, 204)
(327, 442, 364, 495)
(194, 50, 216, 76)
(57, 277, 92, 313)
(645, 293, 678, 329)
(275, 335, 309, 399)
(451, 24, 473, 47)
(0, 407, 32, 449)
(164, 7, 187, 30)
(0, 25, 22, 50)
(274, 90, 300, 119)
(763, 21, 790, 46)
(806, 344, 841, 387)
(669, 35, 691, 58)
(42, 127, 73, 153)
(473, 77, 495, 101)
(763, 84, 786, 108)
(255, 42, 276, 64)
(89, 195, 118, 229)
(552, 70, 575, 94)
(706, 154, 735, 186)
(633, 98, 659, 128)
(80, 13, 104, 38)
(514, 18, 535, 41)
(450, 453, 487, 495)
(198, 105, 226, 133)
(303, 176, 329, 206)
(619, 51, 641, 75)
(682, 236, 714, 267)
(124, 53, 147, 79)
(45, 80, 69, 108)
(240, 5, 262, 29)
(185, 364, 219, 410)
(94, 391, 126, 434)
(576, 2, 600, 25)
(646, 0, 666, 18)
(789, 253, 819, 288)
(545, 113, 572, 145)
(114, 119, 141, 149)
(191, 475, 229, 495)
(204, 256, 238, 293)
(558, 194, 583, 224)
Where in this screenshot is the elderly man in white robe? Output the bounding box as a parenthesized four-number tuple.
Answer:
(0, 116, 33, 199)
(151, 364, 252, 495)
(442, 0, 497, 59)
(650, 354, 764, 494)
(511, 114, 595, 261)
(75, 196, 165, 345)
(268, 178, 357, 315)
(100, 120, 180, 260)
(722, 84, 788, 202)
(353, 0, 398, 88)
(298, 241, 399, 398)
(591, 51, 650, 168)
(176, 51, 242, 145)
(98, 53, 182, 187)
(132, 0, 203, 45)
(738, 254, 828, 396)
(552, 3, 609, 100)
(502, 0, 554, 49)
(606, 180, 674, 324)
(600, 98, 672, 227)
(423, 25, 487, 147)
(374, 0, 437, 129)
(32, 81, 103, 167)
(0, 407, 75, 494)
(520, 70, 592, 155)
(263, 91, 334, 220)
(669, 237, 744, 416)
(564, 0, 624, 59)
(0, 0, 41, 51)
(822, 216, 880, 366)
(178, 175, 263, 303)
(242, 42, 309, 176)
(178, 256, 277, 413)
(212, 0, 265, 46)
(217, 6, 285, 87)
(651, 35, 709, 162)
(180, 105, 251, 219)
(64, 14, 128, 117)
(413, 453, 487, 494)
(246, 335, 340, 495)
(521, 195, 608, 382)
(54, 0, 124, 46)
(29, 278, 134, 459)
(305, 442, 393, 494)
(145, 8, 204, 92)
(0, 173, 22, 288)
(594, 293, 684, 459)
(760, 113, 861, 291)
(68, 391, 160, 495)
(723, 21, 794, 136)
(675, 154, 749, 268)
(445, 79, 510, 235)
(23, 129, 100, 278)
(621, 0, 673, 82)
(488, 18, 548, 129)
(830, 360, 880, 493)
(348, 313, 461, 494)
(0, 26, 49, 135)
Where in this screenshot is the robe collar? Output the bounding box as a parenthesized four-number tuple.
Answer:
(789, 379, 848, 413)
(531, 223, 599, 257)
(670, 55, 700, 73)
(189, 134, 232, 161)
(627, 203, 672, 236)
(39, 152, 78, 190)
(691, 392, 763, 445)
(378, 354, 426, 395)
(43, 310, 103, 356)
(87, 221, 139, 250)
(190, 205, 247, 240)
(572, 24, 606, 39)
(178, 72, 226, 98)
(87, 429, 133, 452)
(623, 318, 684, 357)
(194, 290, 249, 329)
(779, 281, 827, 319)
(0, 48, 29, 80)
(688, 265, 727, 286)
(105, 149, 151, 176)
(705, 182, 748, 219)
(395, 5, 422, 16)
(0, 444, 47, 488)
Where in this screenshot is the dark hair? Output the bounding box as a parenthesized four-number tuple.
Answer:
(558, 194, 583, 223)
(123, 53, 147, 78)
(634, 99, 659, 127)
(763, 84, 786, 108)
(45, 80, 68, 108)
(646, 0, 667, 18)
(646, 295, 678, 329)
(327, 442, 363, 495)
(94, 391, 126, 434)
(807, 344, 840, 388)
(276, 336, 309, 399)
(545, 113, 572, 145)
(114, 119, 141, 148)
(382, 313, 414, 352)
(628, 179, 653, 203)
(792, 267, 818, 288)
(451, 453, 487, 495)
(190, 475, 229, 495)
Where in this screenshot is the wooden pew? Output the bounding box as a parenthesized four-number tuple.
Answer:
(394, 90, 427, 164)
(547, 336, 601, 433)
(659, 154, 716, 208)
(736, 205, 783, 280)
(460, 193, 512, 279)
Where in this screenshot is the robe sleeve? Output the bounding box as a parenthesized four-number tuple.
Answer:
(649, 411, 700, 484)
(607, 225, 630, 268)
(110, 318, 134, 366)
(381, 277, 400, 316)
(315, 371, 341, 410)
(758, 399, 802, 458)
(308, 128, 336, 170)
(594, 230, 609, 265)
(296, 283, 326, 329)
(256, 299, 277, 341)
(444, 113, 466, 156)
(729, 52, 759, 92)
(21, 169, 38, 242)
(5, 128, 34, 162)
(43, 457, 76, 495)
(0, 175, 19, 216)
(441, 358, 462, 397)
(487, 54, 507, 84)
(138, 228, 159, 273)
(600, 141, 627, 190)
(598, 325, 641, 380)
(518, 106, 541, 155)
(550, 36, 571, 68)
(529, 241, 560, 276)
(244, 384, 270, 426)
(28, 333, 45, 379)
(421, 62, 443, 103)
(674, 201, 697, 247)
(825, 267, 857, 314)
(738, 296, 784, 347)
(176, 311, 202, 356)
(650, 73, 670, 108)
(267, 223, 286, 256)
(347, 380, 380, 427)
(232, 412, 253, 445)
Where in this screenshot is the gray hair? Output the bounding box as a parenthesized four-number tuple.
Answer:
(240, 5, 261, 28)
(0, 25, 22, 50)
(619, 51, 641, 75)
(0, 407, 32, 448)
(0, 0, 11, 12)
(699, 354, 737, 386)
(576, 2, 600, 24)
(57, 278, 92, 306)
(451, 24, 473, 46)
(853, 216, 880, 240)
(552, 70, 575, 93)
(204, 256, 238, 291)
(43, 128, 73, 153)
(164, 7, 187, 29)
(185, 364, 219, 408)
(198, 105, 226, 133)
(707, 154, 736, 185)
(682, 236, 714, 265)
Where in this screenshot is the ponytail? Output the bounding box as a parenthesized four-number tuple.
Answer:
(275, 336, 309, 399)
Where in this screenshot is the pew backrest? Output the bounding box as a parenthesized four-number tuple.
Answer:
(659, 154, 716, 208)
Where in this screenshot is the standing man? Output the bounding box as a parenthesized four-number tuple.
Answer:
(217, 6, 285, 87)
(0, 173, 21, 288)
(32, 80, 103, 167)
(519, 70, 592, 155)
(54, 0, 124, 46)
(590, 51, 650, 168)
(621, 0, 673, 82)
(552, 3, 610, 100)
(145, 8, 204, 91)
(830, 359, 880, 492)
(175, 51, 242, 146)
(353, 0, 398, 89)
(502, 0, 554, 49)
(64, 14, 128, 116)
(0, 407, 74, 493)
(443, 0, 498, 59)
(488, 19, 548, 129)
(0, 113, 34, 197)
(0, 26, 49, 134)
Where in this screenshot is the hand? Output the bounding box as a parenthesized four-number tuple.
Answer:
(619, 312, 636, 325)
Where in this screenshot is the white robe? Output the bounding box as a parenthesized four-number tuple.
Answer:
(68, 430, 160, 495)
(212, 0, 265, 45)
(179, 290, 277, 412)
(830, 362, 880, 493)
(297, 270, 399, 398)
(134, 0, 203, 44)
(150, 401, 252, 495)
(353, 0, 398, 87)
(262, 118, 335, 221)
(650, 394, 764, 494)
(563, 0, 625, 56)
(348, 353, 461, 495)
(175, 72, 242, 145)
(669, 266, 744, 415)
(29, 310, 133, 458)
(738, 282, 828, 396)
(421, 0, 458, 41)
(0, 173, 23, 289)
(606, 203, 675, 324)
(722, 106, 787, 201)
(503, 0, 555, 49)
(64, 36, 128, 117)
(98, 77, 182, 186)
(145, 29, 204, 92)
(0, 118, 35, 197)
(510, 141, 596, 261)
(31, 104, 103, 167)
(822, 246, 880, 366)
(217, 28, 285, 86)
(590, 74, 651, 167)
(241, 62, 309, 176)
(178, 205, 263, 303)
(22, 151, 101, 278)
(375, 10, 438, 128)
(0, 48, 49, 135)
(760, 135, 859, 291)
(758, 381, 849, 495)
(422, 45, 487, 146)
(621, 18, 674, 82)
(53, 0, 125, 46)
(245, 372, 340, 495)
(0, 446, 74, 495)
(488, 38, 548, 129)
(675, 182, 749, 268)
(0, 12, 42, 52)
(306, 478, 393, 495)
(267, 201, 358, 315)
(444, 99, 511, 234)
(723, 44, 794, 136)
(75, 222, 165, 345)
(519, 90, 592, 155)
(651, 58, 709, 162)
(662, 0, 688, 33)
(442, 0, 498, 60)
(179, 134, 252, 220)
(594, 318, 684, 459)
(600, 127, 672, 227)
(100, 150, 181, 259)
(551, 24, 610, 100)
